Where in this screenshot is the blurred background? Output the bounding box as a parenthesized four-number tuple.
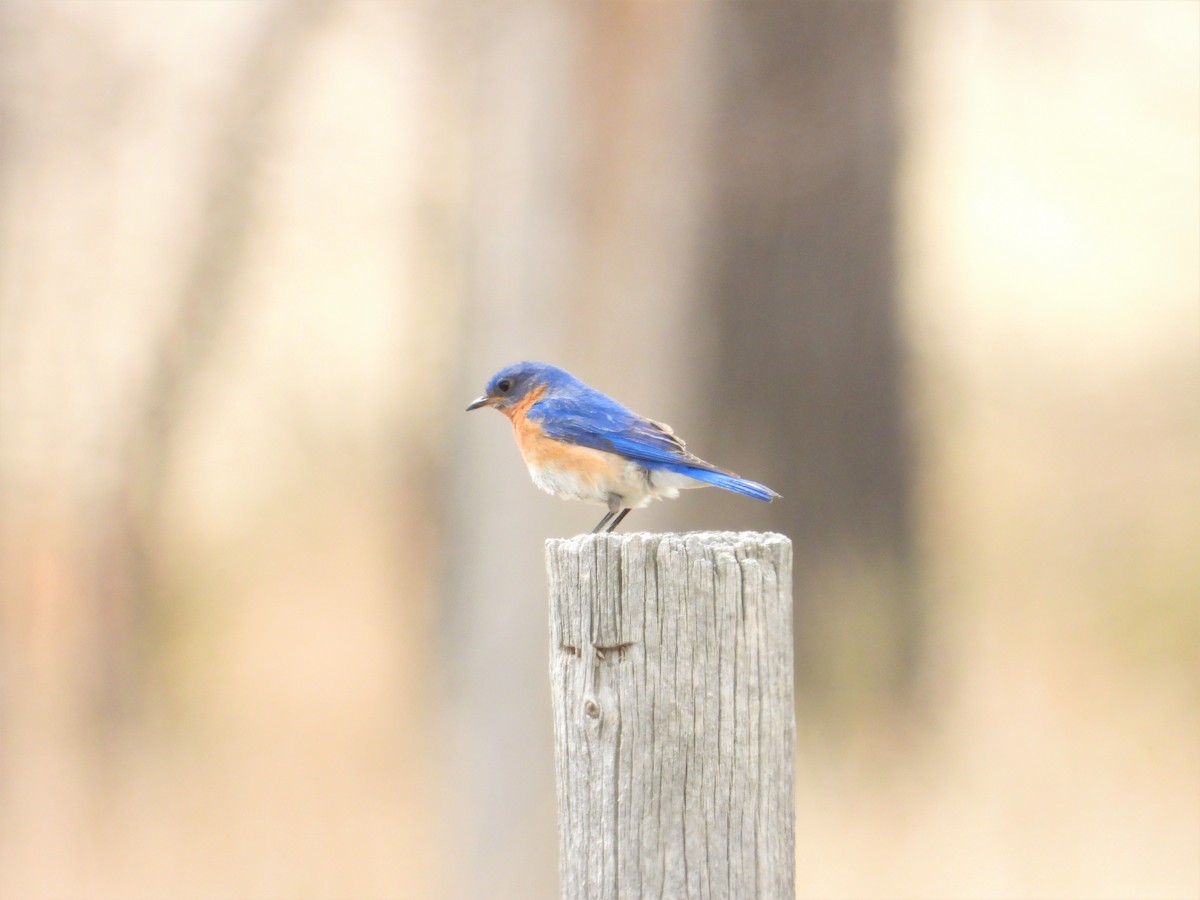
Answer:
(1, 2, 1196, 898)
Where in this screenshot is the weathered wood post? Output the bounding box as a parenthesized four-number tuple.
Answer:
(546, 531, 795, 899)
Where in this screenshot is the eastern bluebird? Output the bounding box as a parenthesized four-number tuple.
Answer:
(466, 361, 780, 533)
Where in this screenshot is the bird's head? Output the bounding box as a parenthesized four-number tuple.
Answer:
(466, 361, 569, 414)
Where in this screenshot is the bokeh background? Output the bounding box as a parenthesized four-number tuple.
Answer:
(1, 2, 1196, 898)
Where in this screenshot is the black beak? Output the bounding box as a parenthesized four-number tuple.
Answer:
(465, 395, 491, 411)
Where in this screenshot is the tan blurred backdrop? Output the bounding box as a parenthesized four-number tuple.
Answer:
(0, 2, 1196, 899)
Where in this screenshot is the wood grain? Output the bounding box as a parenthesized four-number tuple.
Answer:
(547, 532, 795, 900)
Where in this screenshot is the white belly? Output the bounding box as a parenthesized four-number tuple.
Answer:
(527, 459, 704, 508)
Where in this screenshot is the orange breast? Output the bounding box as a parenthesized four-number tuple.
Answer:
(505, 387, 626, 487)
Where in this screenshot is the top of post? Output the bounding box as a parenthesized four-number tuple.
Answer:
(546, 530, 791, 554)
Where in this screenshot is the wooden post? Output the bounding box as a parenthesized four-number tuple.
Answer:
(546, 532, 795, 900)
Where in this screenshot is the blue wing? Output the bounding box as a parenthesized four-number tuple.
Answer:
(527, 391, 687, 463)
(528, 390, 778, 502)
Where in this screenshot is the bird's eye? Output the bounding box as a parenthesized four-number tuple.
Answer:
(496, 378, 513, 393)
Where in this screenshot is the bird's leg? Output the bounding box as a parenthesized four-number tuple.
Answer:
(605, 508, 631, 532)
(592, 494, 626, 534)
(591, 511, 616, 533)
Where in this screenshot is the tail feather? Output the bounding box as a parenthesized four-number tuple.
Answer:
(672, 465, 779, 502)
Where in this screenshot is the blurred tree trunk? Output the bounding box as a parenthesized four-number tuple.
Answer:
(440, 5, 716, 898)
(108, 0, 331, 721)
(700, 2, 921, 709)
(438, 7, 585, 897)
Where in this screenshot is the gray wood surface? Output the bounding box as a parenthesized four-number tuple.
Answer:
(546, 532, 795, 900)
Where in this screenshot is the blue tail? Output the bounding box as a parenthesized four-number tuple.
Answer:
(672, 465, 779, 502)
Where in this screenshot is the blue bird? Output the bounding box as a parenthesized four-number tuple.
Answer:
(466, 361, 779, 533)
